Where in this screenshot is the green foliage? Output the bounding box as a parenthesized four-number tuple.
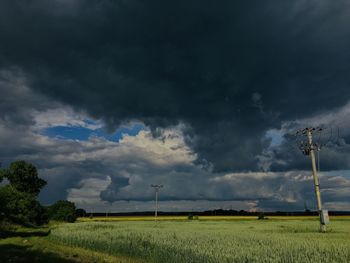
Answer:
(0, 185, 48, 226)
(0, 160, 48, 226)
(48, 200, 77, 222)
(188, 214, 198, 220)
(0, 168, 4, 182)
(3, 160, 47, 195)
(48, 220, 350, 263)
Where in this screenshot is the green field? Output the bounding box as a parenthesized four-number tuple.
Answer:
(2, 218, 350, 262)
(48, 219, 350, 263)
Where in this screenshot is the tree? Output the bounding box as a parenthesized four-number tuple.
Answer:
(48, 200, 77, 222)
(75, 208, 87, 218)
(0, 185, 48, 225)
(0, 160, 48, 225)
(3, 160, 47, 195)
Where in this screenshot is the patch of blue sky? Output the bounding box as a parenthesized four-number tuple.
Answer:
(324, 170, 350, 179)
(83, 118, 100, 126)
(265, 129, 284, 147)
(42, 123, 145, 142)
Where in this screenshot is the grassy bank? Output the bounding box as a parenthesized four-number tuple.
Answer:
(0, 224, 145, 263)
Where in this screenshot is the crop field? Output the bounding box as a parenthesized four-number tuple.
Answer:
(48, 219, 350, 263)
(77, 215, 350, 222)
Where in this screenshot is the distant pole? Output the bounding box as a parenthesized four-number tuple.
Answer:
(155, 190, 159, 217)
(90, 207, 94, 219)
(297, 128, 327, 232)
(151, 184, 163, 220)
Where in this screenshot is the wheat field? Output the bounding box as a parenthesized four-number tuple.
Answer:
(48, 219, 350, 263)
(77, 215, 350, 222)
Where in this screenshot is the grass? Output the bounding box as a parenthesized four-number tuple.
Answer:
(48, 219, 350, 263)
(0, 237, 74, 263)
(0, 236, 147, 263)
(2, 218, 350, 262)
(0, 224, 146, 262)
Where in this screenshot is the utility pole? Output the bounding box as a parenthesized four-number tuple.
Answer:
(151, 184, 163, 220)
(297, 127, 328, 232)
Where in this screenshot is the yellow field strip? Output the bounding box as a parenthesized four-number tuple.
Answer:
(77, 215, 350, 222)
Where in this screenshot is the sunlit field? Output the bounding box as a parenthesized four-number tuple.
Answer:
(77, 215, 350, 222)
(49, 219, 350, 263)
(78, 216, 259, 222)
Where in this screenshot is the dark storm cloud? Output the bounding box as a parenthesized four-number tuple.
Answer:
(267, 139, 350, 172)
(1, 0, 350, 172)
(257, 103, 350, 172)
(0, 69, 58, 128)
(1, 75, 350, 208)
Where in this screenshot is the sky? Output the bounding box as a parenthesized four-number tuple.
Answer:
(1, 0, 350, 212)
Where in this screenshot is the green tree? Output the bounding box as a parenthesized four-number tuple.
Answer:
(0, 160, 48, 225)
(0, 185, 48, 225)
(3, 160, 47, 195)
(75, 208, 87, 218)
(48, 200, 77, 222)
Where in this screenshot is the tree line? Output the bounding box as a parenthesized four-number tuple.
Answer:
(0, 160, 83, 226)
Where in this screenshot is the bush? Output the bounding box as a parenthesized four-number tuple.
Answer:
(258, 212, 268, 220)
(48, 200, 77, 222)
